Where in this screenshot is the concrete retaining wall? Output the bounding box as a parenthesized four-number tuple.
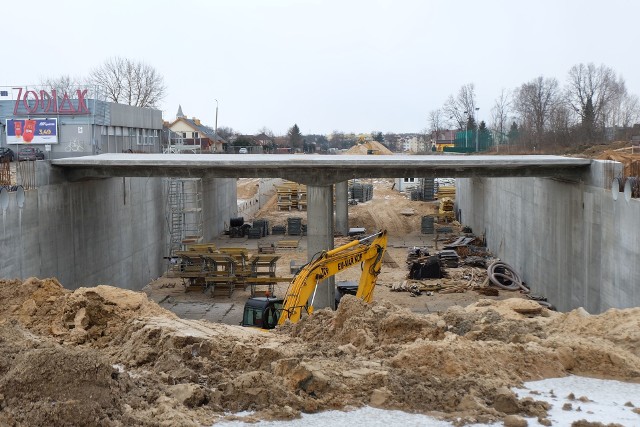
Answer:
(236, 178, 284, 220)
(456, 160, 639, 313)
(202, 177, 237, 240)
(1, 163, 236, 291)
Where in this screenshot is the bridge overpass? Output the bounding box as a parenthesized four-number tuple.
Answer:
(51, 153, 593, 309)
(52, 153, 591, 184)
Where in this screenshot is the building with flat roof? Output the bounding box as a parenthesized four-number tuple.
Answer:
(0, 85, 163, 159)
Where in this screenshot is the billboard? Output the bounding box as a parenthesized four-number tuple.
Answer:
(5, 118, 58, 144)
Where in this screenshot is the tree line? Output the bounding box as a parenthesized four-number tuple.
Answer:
(429, 63, 640, 151)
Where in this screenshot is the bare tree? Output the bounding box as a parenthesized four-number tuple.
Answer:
(617, 94, 640, 129)
(428, 109, 445, 133)
(39, 74, 86, 94)
(89, 57, 166, 108)
(548, 102, 573, 146)
(490, 89, 511, 146)
(443, 83, 477, 129)
(566, 63, 621, 140)
(256, 127, 275, 137)
(513, 76, 560, 146)
(605, 78, 640, 131)
(216, 126, 237, 140)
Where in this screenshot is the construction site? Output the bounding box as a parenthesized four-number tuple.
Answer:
(1, 141, 640, 426)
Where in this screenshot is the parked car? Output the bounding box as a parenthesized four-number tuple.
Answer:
(0, 147, 15, 162)
(238, 147, 248, 154)
(18, 146, 45, 161)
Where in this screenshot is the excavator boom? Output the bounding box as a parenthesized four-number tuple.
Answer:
(242, 231, 387, 329)
(241, 230, 387, 329)
(277, 230, 387, 325)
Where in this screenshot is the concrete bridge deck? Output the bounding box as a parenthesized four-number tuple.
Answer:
(52, 154, 592, 185)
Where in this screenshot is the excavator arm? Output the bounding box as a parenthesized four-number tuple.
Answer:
(277, 230, 387, 325)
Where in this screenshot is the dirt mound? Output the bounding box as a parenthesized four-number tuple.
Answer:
(567, 140, 632, 158)
(596, 150, 640, 177)
(0, 278, 174, 345)
(343, 141, 394, 155)
(1, 278, 640, 425)
(0, 323, 129, 426)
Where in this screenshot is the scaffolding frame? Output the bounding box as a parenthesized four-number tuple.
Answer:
(166, 178, 204, 256)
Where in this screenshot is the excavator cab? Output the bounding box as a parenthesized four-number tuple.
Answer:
(241, 296, 283, 329)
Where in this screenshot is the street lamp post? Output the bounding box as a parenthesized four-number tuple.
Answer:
(214, 99, 219, 153)
(464, 111, 468, 149)
(475, 107, 480, 152)
(214, 99, 219, 137)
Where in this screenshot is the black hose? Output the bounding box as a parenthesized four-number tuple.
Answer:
(487, 260, 529, 293)
(536, 300, 556, 311)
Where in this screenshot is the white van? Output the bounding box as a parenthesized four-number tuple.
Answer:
(239, 148, 248, 154)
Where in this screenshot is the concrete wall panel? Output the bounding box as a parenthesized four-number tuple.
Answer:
(202, 177, 237, 239)
(1, 166, 167, 290)
(457, 164, 640, 313)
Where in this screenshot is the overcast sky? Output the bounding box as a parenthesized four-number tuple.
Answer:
(3, 0, 639, 135)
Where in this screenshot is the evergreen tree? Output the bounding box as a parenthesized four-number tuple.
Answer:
(583, 98, 595, 142)
(288, 124, 302, 150)
(508, 121, 519, 143)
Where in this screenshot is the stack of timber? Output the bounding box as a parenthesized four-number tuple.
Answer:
(275, 181, 307, 211)
(436, 185, 456, 200)
(438, 197, 455, 221)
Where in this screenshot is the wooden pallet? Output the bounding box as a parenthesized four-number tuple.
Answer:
(258, 244, 276, 254)
(277, 239, 299, 249)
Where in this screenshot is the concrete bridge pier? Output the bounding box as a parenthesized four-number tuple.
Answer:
(335, 181, 349, 236)
(306, 184, 335, 309)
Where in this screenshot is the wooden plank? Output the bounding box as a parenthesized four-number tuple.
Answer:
(277, 239, 299, 249)
(245, 276, 292, 283)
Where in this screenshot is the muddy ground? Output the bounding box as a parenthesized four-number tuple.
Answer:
(1, 178, 639, 426)
(2, 278, 640, 426)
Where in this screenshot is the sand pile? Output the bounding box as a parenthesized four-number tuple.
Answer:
(344, 141, 393, 155)
(0, 278, 639, 426)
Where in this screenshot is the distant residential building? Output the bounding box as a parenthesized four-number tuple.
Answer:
(253, 133, 274, 147)
(400, 135, 429, 153)
(166, 108, 226, 153)
(395, 177, 419, 192)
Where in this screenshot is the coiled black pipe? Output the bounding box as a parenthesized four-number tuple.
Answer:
(487, 260, 529, 293)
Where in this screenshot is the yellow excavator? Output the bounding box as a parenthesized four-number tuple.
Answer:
(241, 230, 388, 329)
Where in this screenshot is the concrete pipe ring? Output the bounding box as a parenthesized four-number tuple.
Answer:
(0, 187, 8, 212)
(611, 178, 622, 201)
(16, 186, 25, 209)
(624, 179, 633, 202)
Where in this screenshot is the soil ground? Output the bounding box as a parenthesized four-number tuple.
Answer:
(144, 178, 529, 326)
(1, 164, 640, 426)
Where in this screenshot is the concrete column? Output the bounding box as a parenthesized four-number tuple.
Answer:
(335, 181, 349, 236)
(306, 184, 335, 309)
